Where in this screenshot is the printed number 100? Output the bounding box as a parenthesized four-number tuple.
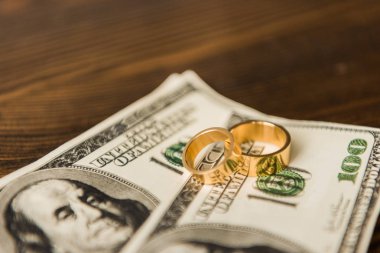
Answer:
(338, 139, 368, 183)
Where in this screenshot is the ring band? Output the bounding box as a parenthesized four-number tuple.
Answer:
(182, 127, 244, 184)
(229, 120, 291, 177)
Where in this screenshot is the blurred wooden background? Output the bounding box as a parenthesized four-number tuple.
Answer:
(0, 0, 379, 251)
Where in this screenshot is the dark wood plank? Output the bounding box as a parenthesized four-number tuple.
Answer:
(0, 0, 379, 251)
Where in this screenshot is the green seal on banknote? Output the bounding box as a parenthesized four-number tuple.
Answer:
(163, 140, 187, 166)
(257, 169, 305, 196)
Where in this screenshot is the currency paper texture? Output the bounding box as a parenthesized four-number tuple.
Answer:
(0, 71, 379, 253)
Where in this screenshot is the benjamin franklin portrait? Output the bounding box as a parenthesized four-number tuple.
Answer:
(0, 167, 158, 253)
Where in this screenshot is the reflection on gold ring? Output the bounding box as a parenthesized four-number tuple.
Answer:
(182, 127, 243, 184)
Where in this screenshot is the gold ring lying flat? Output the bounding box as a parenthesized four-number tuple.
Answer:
(182, 127, 243, 184)
(229, 120, 291, 177)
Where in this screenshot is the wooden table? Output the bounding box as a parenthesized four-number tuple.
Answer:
(1, 0, 379, 251)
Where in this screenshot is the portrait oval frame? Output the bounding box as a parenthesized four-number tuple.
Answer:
(140, 223, 311, 253)
(0, 166, 159, 253)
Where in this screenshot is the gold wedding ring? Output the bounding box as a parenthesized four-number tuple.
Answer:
(229, 120, 291, 177)
(182, 127, 244, 184)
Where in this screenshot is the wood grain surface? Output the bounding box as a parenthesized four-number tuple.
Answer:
(1, 0, 380, 251)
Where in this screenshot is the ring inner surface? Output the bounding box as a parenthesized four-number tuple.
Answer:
(185, 130, 231, 170)
(230, 122, 288, 155)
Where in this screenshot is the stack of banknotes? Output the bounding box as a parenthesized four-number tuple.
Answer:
(0, 71, 379, 253)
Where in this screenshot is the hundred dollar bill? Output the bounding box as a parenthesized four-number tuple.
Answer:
(0, 71, 379, 253)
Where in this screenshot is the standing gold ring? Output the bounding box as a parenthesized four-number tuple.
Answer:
(182, 127, 244, 184)
(229, 120, 291, 177)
